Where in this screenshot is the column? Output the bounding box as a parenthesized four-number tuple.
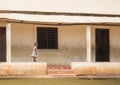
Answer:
(86, 25, 91, 62)
(6, 23, 11, 62)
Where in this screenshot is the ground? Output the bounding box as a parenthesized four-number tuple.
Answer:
(0, 78, 120, 85)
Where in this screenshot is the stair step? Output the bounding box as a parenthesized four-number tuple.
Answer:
(48, 70, 75, 76)
(47, 66, 71, 70)
(47, 65, 75, 76)
(48, 70, 74, 74)
(48, 74, 76, 77)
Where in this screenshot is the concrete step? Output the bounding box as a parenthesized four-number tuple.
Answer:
(47, 65, 71, 70)
(48, 70, 74, 74)
(48, 70, 75, 76)
(48, 74, 76, 77)
(47, 65, 75, 76)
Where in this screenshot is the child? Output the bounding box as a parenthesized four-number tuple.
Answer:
(31, 43, 38, 62)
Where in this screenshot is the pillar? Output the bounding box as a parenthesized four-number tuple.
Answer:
(6, 23, 11, 62)
(86, 25, 91, 62)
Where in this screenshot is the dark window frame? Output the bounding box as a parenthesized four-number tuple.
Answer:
(37, 27, 58, 49)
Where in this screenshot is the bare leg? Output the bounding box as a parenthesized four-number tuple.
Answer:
(33, 57, 37, 62)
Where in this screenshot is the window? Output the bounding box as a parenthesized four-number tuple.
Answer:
(37, 27, 58, 49)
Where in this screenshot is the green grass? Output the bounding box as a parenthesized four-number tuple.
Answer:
(0, 78, 120, 85)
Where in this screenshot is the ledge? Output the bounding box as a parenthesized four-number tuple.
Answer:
(0, 62, 47, 76)
(71, 62, 120, 75)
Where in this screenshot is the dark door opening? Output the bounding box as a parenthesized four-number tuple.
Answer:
(95, 29, 110, 62)
(0, 27, 6, 62)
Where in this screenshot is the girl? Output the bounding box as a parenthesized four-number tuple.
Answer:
(31, 43, 38, 62)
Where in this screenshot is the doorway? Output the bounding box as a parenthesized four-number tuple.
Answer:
(95, 29, 110, 62)
(0, 27, 6, 62)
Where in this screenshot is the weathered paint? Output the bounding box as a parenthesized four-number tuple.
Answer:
(0, 62, 47, 76)
(71, 62, 120, 75)
(9, 23, 120, 65)
(11, 24, 86, 65)
(91, 25, 120, 62)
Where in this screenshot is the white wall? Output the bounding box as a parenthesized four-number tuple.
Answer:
(0, 0, 120, 14)
(11, 23, 86, 65)
(91, 25, 120, 62)
(11, 23, 34, 62)
(11, 23, 120, 65)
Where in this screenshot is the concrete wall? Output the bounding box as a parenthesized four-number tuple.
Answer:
(10, 23, 120, 65)
(11, 23, 34, 62)
(71, 62, 120, 75)
(0, 62, 47, 76)
(0, 22, 7, 27)
(39, 26, 86, 65)
(91, 25, 120, 62)
(11, 23, 86, 65)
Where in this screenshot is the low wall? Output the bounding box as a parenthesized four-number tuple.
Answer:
(71, 62, 120, 75)
(0, 62, 47, 76)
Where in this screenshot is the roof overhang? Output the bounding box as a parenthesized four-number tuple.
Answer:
(0, 12, 120, 26)
(0, 0, 120, 26)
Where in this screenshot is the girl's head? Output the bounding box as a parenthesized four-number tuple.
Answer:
(34, 42, 38, 46)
